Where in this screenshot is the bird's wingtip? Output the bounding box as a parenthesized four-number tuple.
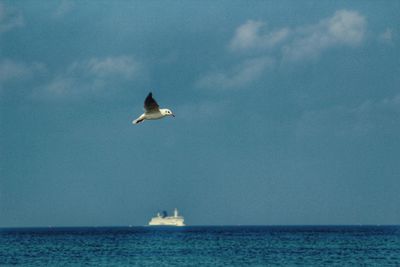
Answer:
(133, 118, 144, 124)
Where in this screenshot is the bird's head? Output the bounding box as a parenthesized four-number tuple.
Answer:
(161, 109, 175, 117)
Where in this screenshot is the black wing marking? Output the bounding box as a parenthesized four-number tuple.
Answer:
(144, 92, 159, 112)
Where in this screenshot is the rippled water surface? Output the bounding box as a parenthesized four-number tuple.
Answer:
(1, 226, 400, 266)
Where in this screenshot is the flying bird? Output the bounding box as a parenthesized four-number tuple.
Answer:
(132, 92, 175, 124)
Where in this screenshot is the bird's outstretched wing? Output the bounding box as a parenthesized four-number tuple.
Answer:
(144, 92, 159, 112)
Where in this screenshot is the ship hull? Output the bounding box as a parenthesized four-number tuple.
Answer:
(148, 218, 185, 227)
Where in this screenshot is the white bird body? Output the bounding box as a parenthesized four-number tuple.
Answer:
(132, 93, 174, 124)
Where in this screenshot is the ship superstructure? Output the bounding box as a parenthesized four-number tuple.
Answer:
(148, 208, 185, 226)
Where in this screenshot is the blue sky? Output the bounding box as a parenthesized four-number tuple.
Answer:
(1, 0, 399, 227)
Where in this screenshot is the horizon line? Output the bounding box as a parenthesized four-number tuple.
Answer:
(1, 224, 399, 230)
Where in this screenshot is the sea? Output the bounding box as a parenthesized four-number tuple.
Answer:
(1, 226, 399, 266)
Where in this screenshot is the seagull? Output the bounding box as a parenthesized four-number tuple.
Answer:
(132, 92, 175, 124)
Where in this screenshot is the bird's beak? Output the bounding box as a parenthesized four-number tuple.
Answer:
(172, 114, 175, 117)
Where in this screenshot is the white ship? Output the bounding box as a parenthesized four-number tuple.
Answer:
(148, 208, 185, 226)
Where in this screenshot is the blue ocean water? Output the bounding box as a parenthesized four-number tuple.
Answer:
(1, 226, 399, 266)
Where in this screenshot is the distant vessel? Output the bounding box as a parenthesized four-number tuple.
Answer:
(148, 208, 185, 226)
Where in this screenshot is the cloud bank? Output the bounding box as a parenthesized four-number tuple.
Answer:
(52, 0, 75, 18)
(378, 28, 393, 44)
(230, 20, 290, 51)
(198, 10, 367, 90)
(230, 10, 366, 61)
(296, 94, 400, 138)
(0, 56, 142, 98)
(282, 10, 366, 61)
(0, 1, 24, 33)
(197, 57, 274, 90)
(0, 59, 46, 85)
(44, 56, 141, 96)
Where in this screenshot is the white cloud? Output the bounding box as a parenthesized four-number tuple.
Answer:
(199, 9, 367, 90)
(382, 93, 400, 107)
(0, 1, 24, 33)
(296, 94, 400, 138)
(52, 0, 74, 18)
(283, 10, 366, 61)
(230, 20, 289, 51)
(43, 56, 141, 96)
(44, 76, 74, 96)
(196, 57, 274, 89)
(326, 10, 366, 45)
(0, 59, 46, 85)
(86, 56, 139, 79)
(0, 56, 142, 97)
(177, 100, 229, 121)
(296, 105, 372, 138)
(378, 28, 393, 44)
(229, 10, 366, 62)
